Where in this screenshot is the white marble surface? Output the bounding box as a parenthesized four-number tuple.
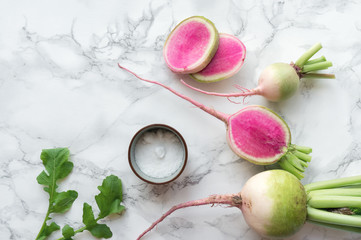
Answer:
(1, 0, 361, 239)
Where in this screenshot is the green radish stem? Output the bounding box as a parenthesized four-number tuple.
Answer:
(304, 56, 326, 65)
(308, 188, 361, 198)
(305, 175, 361, 192)
(302, 61, 333, 73)
(307, 206, 361, 228)
(301, 73, 336, 79)
(181, 42, 335, 102)
(278, 144, 312, 179)
(294, 145, 313, 154)
(305, 174, 361, 230)
(294, 43, 323, 67)
(308, 196, 361, 209)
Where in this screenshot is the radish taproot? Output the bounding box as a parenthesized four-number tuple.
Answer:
(136, 170, 361, 239)
(189, 33, 246, 82)
(163, 16, 219, 74)
(118, 65, 312, 179)
(181, 43, 335, 102)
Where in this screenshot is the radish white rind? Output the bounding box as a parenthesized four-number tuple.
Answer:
(163, 16, 219, 74)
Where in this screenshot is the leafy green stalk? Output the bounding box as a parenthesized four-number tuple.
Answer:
(305, 175, 361, 192)
(293, 43, 335, 80)
(36, 148, 78, 240)
(301, 73, 336, 79)
(307, 206, 361, 228)
(57, 175, 125, 240)
(295, 43, 322, 68)
(305, 174, 361, 231)
(302, 61, 333, 72)
(308, 195, 361, 209)
(278, 144, 312, 180)
(307, 188, 361, 198)
(304, 55, 326, 65)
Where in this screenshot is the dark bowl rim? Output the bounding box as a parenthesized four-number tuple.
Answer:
(128, 124, 188, 185)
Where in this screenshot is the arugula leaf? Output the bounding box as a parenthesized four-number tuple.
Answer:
(62, 224, 75, 239)
(52, 190, 78, 213)
(37, 222, 60, 240)
(95, 175, 125, 218)
(35, 148, 77, 240)
(35, 148, 125, 240)
(79, 175, 124, 239)
(82, 203, 96, 228)
(89, 224, 113, 238)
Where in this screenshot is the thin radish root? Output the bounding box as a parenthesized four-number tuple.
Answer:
(180, 79, 260, 98)
(181, 79, 257, 104)
(137, 194, 241, 240)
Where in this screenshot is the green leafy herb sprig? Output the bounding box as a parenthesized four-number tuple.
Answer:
(35, 148, 125, 240)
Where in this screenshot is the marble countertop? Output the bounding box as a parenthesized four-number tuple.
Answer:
(1, 0, 361, 239)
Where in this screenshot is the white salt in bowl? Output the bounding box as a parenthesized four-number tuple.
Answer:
(128, 124, 188, 184)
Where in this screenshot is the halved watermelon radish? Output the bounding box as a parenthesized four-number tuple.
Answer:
(163, 16, 219, 74)
(119, 65, 313, 179)
(227, 105, 290, 164)
(190, 33, 246, 82)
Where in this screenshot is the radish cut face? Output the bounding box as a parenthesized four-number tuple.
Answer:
(227, 106, 291, 165)
(163, 16, 219, 74)
(190, 33, 246, 82)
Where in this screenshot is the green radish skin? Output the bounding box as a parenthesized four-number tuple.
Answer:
(257, 63, 300, 102)
(241, 170, 307, 238)
(163, 16, 219, 74)
(136, 170, 307, 239)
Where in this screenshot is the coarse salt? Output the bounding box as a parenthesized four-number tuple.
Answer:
(134, 129, 183, 178)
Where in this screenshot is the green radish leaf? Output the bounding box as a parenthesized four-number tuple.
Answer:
(88, 224, 113, 239)
(350, 207, 361, 215)
(35, 148, 77, 240)
(37, 222, 60, 240)
(82, 203, 96, 228)
(35, 148, 125, 240)
(36, 148, 73, 197)
(62, 224, 75, 239)
(52, 190, 78, 213)
(95, 175, 124, 218)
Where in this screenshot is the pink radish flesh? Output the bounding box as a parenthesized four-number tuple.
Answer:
(190, 33, 246, 82)
(183, 43, 335, 102)
(136, 170, 307, 239)
(119, 65, 312, 179)
(163, 16, 219, 74)
(227, 106, 290, 164)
